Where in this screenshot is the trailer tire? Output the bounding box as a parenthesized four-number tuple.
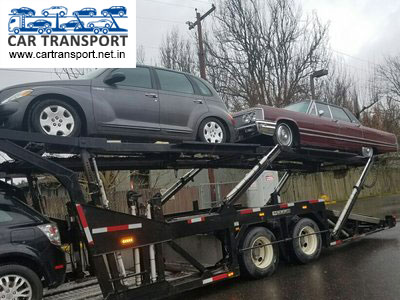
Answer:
(239, 227, 279, 279)
(290, 218, 322, 264)
(0, 264, 43, 300)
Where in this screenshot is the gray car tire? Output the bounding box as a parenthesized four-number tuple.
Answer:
(198, 117, 227, 143)
(30, 99, 81, 137)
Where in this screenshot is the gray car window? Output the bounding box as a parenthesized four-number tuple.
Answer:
(191, 77, 213, 96)
(330, 106, 351, 122)
(316, 103, 331, 118)
(156, 69, 194, 94)
(112, 68, 152, 89)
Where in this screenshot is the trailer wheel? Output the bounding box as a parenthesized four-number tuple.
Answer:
(239, 227, 279, 279)
(13, 28, 20, 35)
(0, 264, 43, 300)
(290, 218, 322, 264)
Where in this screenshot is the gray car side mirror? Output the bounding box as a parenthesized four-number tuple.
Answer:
(104, 72, 126, 85)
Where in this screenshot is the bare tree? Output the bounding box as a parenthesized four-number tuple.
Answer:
(159, 28, 197, 73)
(207, 0, 329, 110)
(54, 68, 92, 80)
(137, 45, 146, 65)
(378, 55, 400, 102)
(317, 57, 359, 114)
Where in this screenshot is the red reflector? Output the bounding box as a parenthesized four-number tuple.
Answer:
(280, 203, 288, 208)
(336, 240, 343, 245)
(240, 209, 253, 215)
(213, 273, 229, 281)
(54, 264, 64, 270)
(309, 199, 319, 204)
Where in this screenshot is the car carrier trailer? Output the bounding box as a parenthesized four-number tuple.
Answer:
(0, 129, 395, 300)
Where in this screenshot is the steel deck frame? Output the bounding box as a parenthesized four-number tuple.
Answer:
(0, 129, 395, 300)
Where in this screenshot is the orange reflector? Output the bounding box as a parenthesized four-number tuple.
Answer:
(302, 205, 308, 209)
(228, 272, 234, 277)
(121, 237, 134, 245)
(235, 227, 240, 231)
(259, 212, 265, 217)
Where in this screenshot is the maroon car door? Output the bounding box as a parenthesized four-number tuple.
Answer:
(299, 102, 341, 149)
(329, 105, 363, 152)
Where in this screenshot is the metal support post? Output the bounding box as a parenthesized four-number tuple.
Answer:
(147, 202, 157, 282)
(127, 191, 142, 286)
(332, 155, 374, 238)
(220, 145, 281, 209)
(269, 171, 291, 205)
(161, 168, 202, 205)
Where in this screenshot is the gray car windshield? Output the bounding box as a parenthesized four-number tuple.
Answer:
(78, 69, 106, 80)
(284, 101, 310, 113)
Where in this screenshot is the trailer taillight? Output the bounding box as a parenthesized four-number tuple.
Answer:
(121, 236, 134, 246)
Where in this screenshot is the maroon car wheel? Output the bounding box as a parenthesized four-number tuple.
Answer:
(274, 122, 298, 148)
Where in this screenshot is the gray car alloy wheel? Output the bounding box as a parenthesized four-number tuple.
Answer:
(0, 274, 33, 300)
(203, 121, 224, 143)
(39, 105, 75, 136)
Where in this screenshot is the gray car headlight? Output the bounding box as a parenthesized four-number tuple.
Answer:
(0, 89, 33, 105)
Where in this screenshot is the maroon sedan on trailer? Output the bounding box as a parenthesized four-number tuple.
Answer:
(235, 100, 398, 156)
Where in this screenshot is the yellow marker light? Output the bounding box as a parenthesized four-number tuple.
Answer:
(121, 237, 134, 245)
(259, 212, 265, 217)
(302, 205, 308, 209)
(235, 227, 240, 231)
(228, 272, 234, 277)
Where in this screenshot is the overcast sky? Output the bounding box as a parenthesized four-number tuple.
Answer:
(137, 0, 400, 70)
(1, 0, 399, 89)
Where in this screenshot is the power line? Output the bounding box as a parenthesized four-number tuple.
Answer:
(137, 16, 184, 24)
(0, 68, 59, 74)
(331, 49, 379, 67)
(142, 0, 196, 9)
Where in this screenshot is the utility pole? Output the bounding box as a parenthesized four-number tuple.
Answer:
(187, 4, 215, 80)
(310, 69, 328, 100)
(187, 4, 217, 204)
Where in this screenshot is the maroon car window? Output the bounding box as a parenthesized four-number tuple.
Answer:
(112, 68, 152, 89)
(330, 106, 351, 122)
(156, 69, 194, 94)
(284, 101, 310, 113)
(309, 103, 317, 115)
(315, 103, 331, 118)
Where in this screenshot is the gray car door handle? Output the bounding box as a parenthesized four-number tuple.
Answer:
(193, 99, 203, 104)
(145, 93, 158, 99)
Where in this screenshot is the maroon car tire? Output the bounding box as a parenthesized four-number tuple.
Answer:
(273, 122, 298, 148)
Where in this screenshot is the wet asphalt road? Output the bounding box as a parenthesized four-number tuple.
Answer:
(171, 195, 400, 300)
